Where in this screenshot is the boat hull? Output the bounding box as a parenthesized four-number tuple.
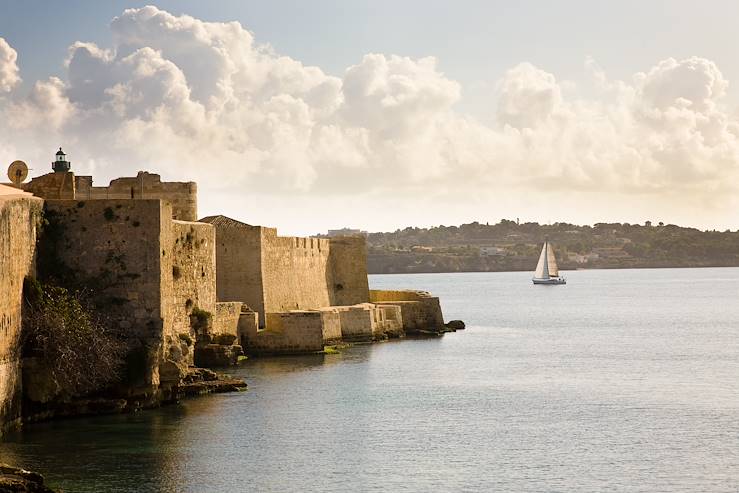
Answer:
(532, 277, 567, 285)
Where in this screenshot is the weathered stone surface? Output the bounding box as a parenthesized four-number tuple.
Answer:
(0, 185, 42, 436)
(158, 360, 188, 384)
(200, 216, 370, 327)
(0, 463, 56, 493)
(194, 344, 244, 367)
(446, 320, 466, 330)
(371, 290, 446, 334)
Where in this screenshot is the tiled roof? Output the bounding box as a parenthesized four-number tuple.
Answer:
(199, 215, 254, 228)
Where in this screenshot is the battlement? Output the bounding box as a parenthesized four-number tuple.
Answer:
(19, 171, 197, 221)
(203, 216, 370, 326)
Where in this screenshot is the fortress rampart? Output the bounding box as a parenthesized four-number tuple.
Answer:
(0, 159, 453, 432)
(19, 171, 197, 221)
(0, 186, 42, 436)
(201, 215, 371, 328)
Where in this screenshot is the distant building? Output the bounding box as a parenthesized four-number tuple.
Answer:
(479, 246, 507, 256)
(568, 252, 600, 264)
(592, 247, 630, 259)
(327, 228, 367, 237)
(410, 246, 433, 253)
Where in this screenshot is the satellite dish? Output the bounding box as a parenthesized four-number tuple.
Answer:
(8, 160, 29, 185)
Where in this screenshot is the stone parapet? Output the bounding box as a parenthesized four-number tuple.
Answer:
(370, 289, 445, 334)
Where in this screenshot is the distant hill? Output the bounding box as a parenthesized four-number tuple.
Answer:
(361, 220, 739, 274)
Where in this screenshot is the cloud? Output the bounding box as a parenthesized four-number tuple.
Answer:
(1, 7, 739, 231)
(0, 37, 21, 93)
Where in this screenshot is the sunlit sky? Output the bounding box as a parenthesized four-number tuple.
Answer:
(2, 1, 739, 235)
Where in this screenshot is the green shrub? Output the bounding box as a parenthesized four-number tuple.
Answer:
(190, 307, 212, 332)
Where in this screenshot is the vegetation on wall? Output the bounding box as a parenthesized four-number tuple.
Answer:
(190, 307, 212, 333)
(22, 277, 125, 399)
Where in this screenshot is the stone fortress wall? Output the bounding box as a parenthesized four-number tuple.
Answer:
(0, 159, 451, 432)
(42, 199, 174, 392)
(76, 172, 197, 221)
(18, 171, 197, 221)
(201, 216, 373, 329)
(202, 214, 446, 353)
(0, 186, 43, 437)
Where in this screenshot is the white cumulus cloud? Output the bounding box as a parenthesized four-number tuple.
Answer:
(1, 7, 739, 232)
(0, 37, 21, 93)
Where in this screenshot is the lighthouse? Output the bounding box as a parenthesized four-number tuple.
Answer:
(52, 147, 71, 173)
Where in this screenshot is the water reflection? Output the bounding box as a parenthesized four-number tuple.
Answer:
(2, 269, 739, 492)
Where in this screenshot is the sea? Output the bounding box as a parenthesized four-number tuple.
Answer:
(1, 268, 738, 492)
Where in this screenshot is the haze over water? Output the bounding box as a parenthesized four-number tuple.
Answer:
(2, 268, 738, 492)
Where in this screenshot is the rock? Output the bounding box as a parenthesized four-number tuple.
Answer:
(212, 333, 237, 345)
(158, 360, 187, 384)
(21, 358, 61, 404)
(446, 320, 466, 330)
(0, 463, 56, 492)
(194, 344, 243, 368)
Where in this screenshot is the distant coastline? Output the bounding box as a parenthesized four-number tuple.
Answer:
(363, 220, 739, 274)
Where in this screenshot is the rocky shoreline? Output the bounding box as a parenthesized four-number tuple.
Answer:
(21, 367, 246, 426)
(0, 464, 56, 493)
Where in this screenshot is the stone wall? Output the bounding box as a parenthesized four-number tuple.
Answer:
(203, 216, 373, 327)
(260, 228, 332, 316)
(42, 199, 170, 392)
(22, 172, 75, 200)
(255, 312, 329, 354)
(241, 310, 341, 355)
(237, 310, 259, 348)
(326, 304, 401, 342)
(370, 290, 445, 333)
(168, 220, 216, 340)
(20, 170, 196, 220)
(76, 172, 197, 221)
(213, 302, 243, 338)
(201, 216, 264, 318)
(0, 186, 42, 436)
(328, 236, 370, 306)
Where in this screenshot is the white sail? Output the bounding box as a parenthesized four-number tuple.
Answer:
(534, 242, 549, 279)
(546, 243, 559, 277)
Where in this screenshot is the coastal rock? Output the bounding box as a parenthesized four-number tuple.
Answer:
(194, 344, 243, 368)
(0, 464, 56, 493)
(212, 333, 237, 346)
(159, 360, 187, 384)
(446, 320, 466, 330)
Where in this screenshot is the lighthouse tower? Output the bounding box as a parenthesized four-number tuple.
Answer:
(52, 147, 71, 173)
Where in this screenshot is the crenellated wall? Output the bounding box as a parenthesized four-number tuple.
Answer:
(260, 228, 333, 316)
(19, 170, 197, 221)
(76, 172, 197, 221)
(202, 216, 373, 327)
(0, 186, 43, 436)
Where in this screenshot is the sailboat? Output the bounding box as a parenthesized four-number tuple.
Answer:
(532, 240, 566, 285)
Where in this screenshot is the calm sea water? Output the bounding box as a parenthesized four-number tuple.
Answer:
(2, 268, 739, 492)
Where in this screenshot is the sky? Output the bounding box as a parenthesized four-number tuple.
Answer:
(2, 1, 739, 235)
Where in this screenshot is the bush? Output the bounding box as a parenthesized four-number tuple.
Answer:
(22, 278, 125, 399)
(190, 307, 212, 333)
